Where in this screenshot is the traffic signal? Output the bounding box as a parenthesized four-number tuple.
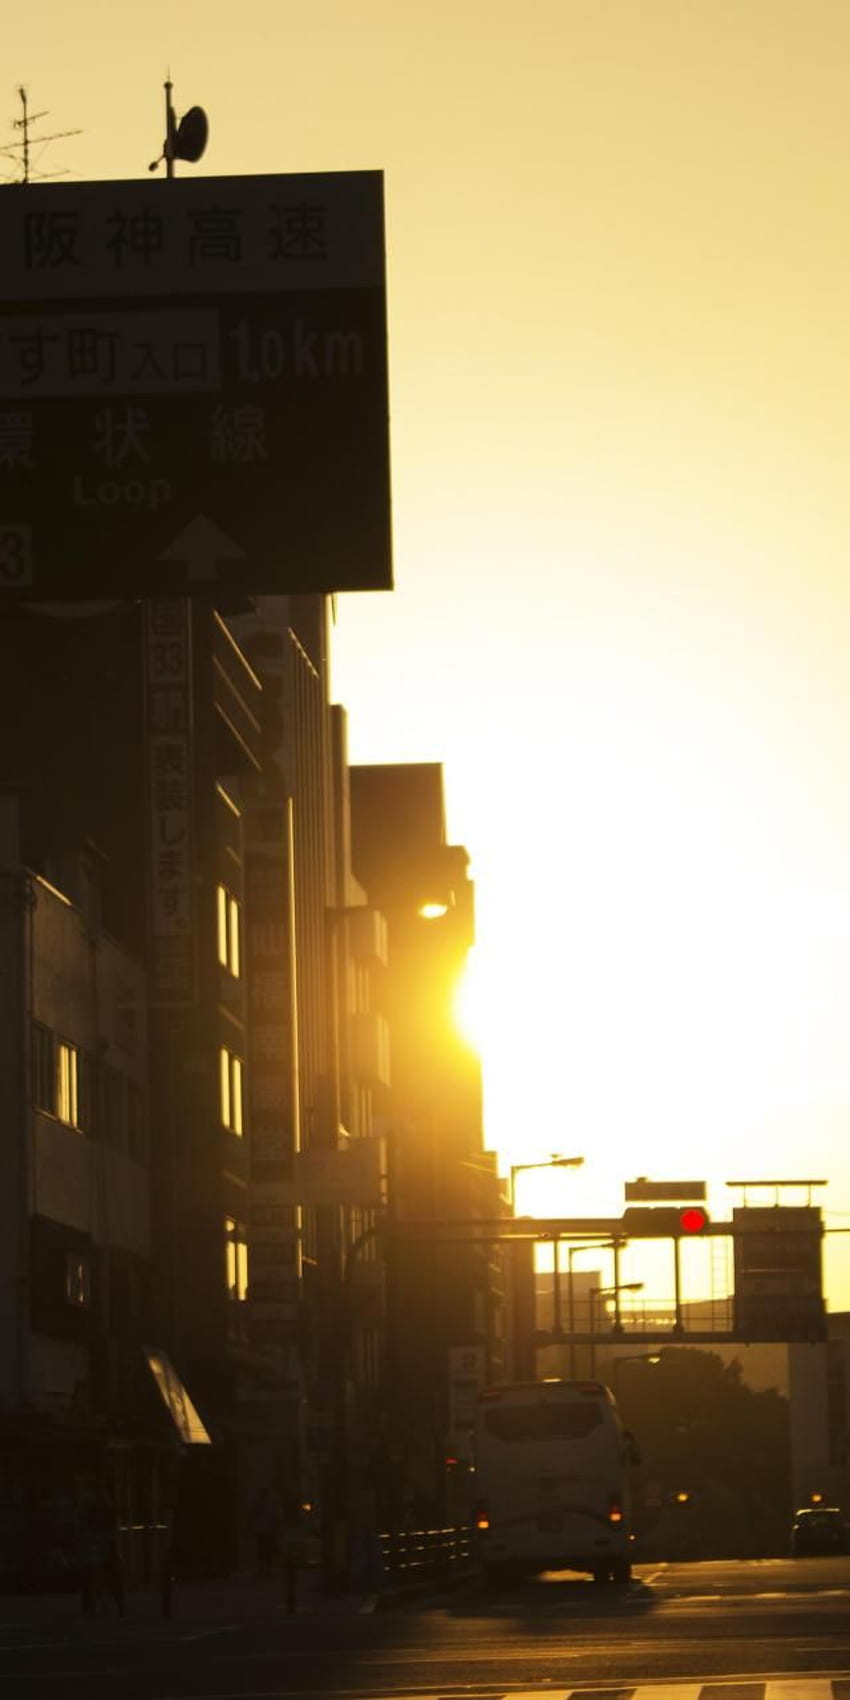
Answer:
(621, 1206, 710, 1237)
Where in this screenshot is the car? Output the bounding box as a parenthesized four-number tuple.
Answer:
(790, 1507, 849, 1557)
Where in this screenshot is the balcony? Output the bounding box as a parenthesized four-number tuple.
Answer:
(345, 906, 388, 968)
(350, 1010, 391, 1089)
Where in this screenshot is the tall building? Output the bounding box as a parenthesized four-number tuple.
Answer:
(228, 596, 391, 1565)
(349, 762, 506, 1522)
(0, 598, 268, 1572)
(0, 594, 503, 1581)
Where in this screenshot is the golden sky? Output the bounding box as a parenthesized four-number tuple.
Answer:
(8, 1, 850, 1301)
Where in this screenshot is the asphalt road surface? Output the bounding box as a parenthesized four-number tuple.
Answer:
(2, 1557, 850, 1699)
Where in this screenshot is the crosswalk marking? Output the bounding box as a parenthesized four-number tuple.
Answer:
(766, 1686, 838, 1700)
(499, 1682, 844, 1700)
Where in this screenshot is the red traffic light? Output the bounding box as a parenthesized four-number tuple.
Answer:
(679, 1206, 708, 1235)
(621, 1206, 710, 1237)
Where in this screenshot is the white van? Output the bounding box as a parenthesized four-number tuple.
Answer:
(473, 1379, 638, 1584)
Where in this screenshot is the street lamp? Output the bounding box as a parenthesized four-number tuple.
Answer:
(509, 1153, 584, 1209)
(565, 1241, 617, 1377)
(509, 1157, 584, 1358)
(588, 1283, 644, 1377)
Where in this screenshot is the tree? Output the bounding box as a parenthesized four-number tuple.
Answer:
(609, 1347, 790, 1558)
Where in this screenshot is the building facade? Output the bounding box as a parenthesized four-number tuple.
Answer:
(349, 761, 506, 1524)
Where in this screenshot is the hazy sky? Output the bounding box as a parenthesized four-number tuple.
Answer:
(8, 1, 850, 1301)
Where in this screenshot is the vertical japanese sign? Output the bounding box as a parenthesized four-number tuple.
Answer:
(0, 171, 391, 598)
(448, 1344, 486, 1462)
(144, 599, 196, 1004)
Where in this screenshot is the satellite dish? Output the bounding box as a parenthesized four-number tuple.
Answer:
(174, 106, 208, 164)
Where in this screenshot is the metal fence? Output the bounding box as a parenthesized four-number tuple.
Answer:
(379, 1524, 472, 1581)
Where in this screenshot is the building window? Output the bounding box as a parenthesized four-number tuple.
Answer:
(224, 1216, 248, 1302)
(217, 884, 241, 978)
(57, 1040, 79, 1128)
(65, 1251, 90, 1308)
(32, 1022, 54, 1113)
(219, 1047, 244, 1136)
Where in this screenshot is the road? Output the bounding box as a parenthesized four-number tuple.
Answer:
(1, 1557, 850, 1699)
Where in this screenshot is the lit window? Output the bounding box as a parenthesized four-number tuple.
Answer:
(224, 1216, 248, 1301)
(228, 898, 240, 978)
(217, 885, 227, 966)
(57, 1041, 79, 1128)
(66, 1252, 90, 1307)
(231, 1056, 243, 1134)
(217, 884, 241, 977)
(219, 1047, 244, 1136)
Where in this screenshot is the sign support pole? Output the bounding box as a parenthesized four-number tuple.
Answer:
(164, 79, 177, 181)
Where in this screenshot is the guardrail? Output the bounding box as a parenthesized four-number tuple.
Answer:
(379, 1524, 472, 1582)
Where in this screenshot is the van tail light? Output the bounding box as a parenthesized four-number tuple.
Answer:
(473, 1501, 490, 1531)
(608, 1498, 624, 1525)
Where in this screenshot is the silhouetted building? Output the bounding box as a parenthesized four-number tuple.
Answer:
(229, 596, 391, 1562)
(350, 762, 505, 1521)
(0, 796, 172, 1587)
(0, 596, 502, 1579)
(0, 599, 265, 1573)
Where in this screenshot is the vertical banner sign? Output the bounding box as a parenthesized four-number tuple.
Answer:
(233, 609, 303, 1354)
(448, 1345, 486, 1463)
(144, 599, 196, 1004)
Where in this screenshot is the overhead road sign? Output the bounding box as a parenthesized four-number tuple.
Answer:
(0, 171, 391, 599)
(625, 1178, 707, 1201)
(733, 1205, 825, 1341)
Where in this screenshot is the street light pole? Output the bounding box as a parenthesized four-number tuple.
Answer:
(509, 1154, 584, 1210)
(566, 1241, 616, 1377)
(508, 1156, 583, 1348)
(588, 1282, 644, 1378)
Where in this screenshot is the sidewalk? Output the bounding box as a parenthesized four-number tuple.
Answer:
(0, 1566, 382, 1626)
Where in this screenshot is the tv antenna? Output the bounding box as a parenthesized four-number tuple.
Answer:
(148, 78, 208, 179)
(0, 86, 82, 185)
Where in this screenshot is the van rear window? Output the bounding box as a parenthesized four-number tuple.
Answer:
(482, 1404, 603, 1443)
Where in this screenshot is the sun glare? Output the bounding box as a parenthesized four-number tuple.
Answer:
(451, 714, 850, 1226)
(453, 947, 485, 1050)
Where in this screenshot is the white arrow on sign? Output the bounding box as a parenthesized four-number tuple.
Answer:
(158, 515, 245, 582)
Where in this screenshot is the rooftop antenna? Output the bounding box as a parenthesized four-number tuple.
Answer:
(148, 76, 208, 179)
(0, 85, 82, 185)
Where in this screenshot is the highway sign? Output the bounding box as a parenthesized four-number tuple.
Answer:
(733, 1205, 825, 1340)
(0, 171, 391, 598)
(624, 1178, 707, 1201)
